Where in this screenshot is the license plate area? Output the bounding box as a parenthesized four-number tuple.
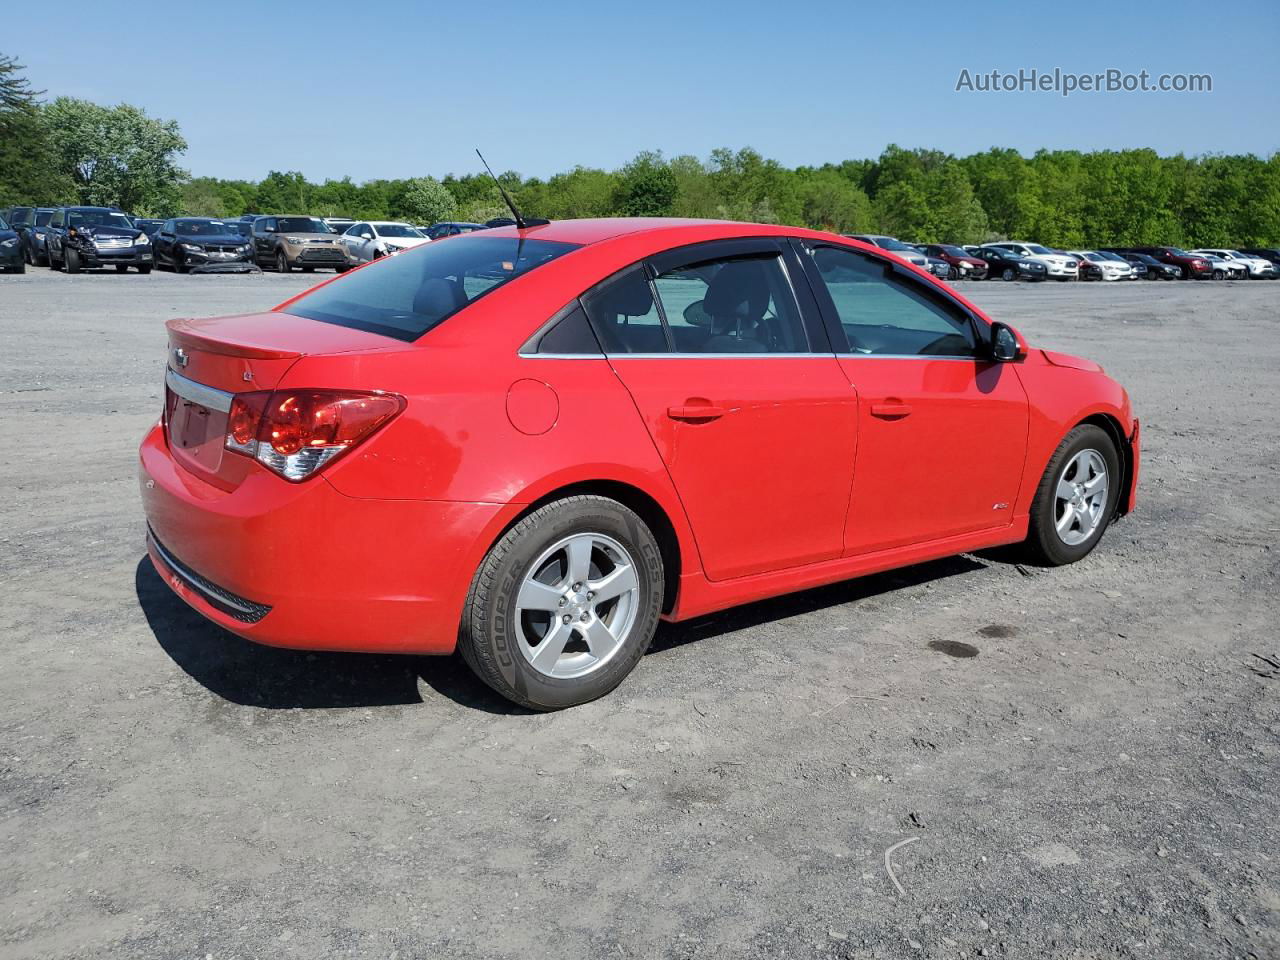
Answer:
(164, 376, 230, 474)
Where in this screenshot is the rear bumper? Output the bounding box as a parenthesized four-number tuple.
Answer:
(138, 423, 504, 654)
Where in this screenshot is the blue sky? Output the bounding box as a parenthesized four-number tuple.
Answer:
(6, 1, 1278, 182)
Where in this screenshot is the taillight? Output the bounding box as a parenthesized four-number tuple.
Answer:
(224, 389, 404, 481)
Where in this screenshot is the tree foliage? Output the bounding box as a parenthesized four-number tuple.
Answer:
(41, 97, 187, 215)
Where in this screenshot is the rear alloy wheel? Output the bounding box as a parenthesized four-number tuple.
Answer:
(276, 250, 292, 273)
(1024, 424, 1121, 566)
(460, 495, 664, 710)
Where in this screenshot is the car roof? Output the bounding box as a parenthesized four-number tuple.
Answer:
(476, 217, 830, 248)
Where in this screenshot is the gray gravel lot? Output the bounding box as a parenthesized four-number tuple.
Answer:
(1, 267, 1277, 960)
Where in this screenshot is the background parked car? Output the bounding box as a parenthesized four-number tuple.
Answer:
(134, 218, 166, 238)
(153, 218, 255, 272)
(1095, 250, 1141, 279)
(250, 215, 349, 273)
(423, 221, 484, 240)
(1238, 247, 1280, 270)
(323, 217, 356, 235)
(1068, 251, 1133, 281)
(339, 221, 430, 264)
(1121, 246, 1211, 279)
(0, 214, 24, 274)
(15, 207, 55, 266)
(973, 245, 1049, 281)
(918, 243, 988, 280)
(986, 242, 1078, 280)
(924, 255, 952, 279)
(1110, 251, 1179, 279)
(1191, 248, 1276, 279)
(1191, 253, 1246, 280)
(844, 234, 930, 269)
(46, 206, 153, 274)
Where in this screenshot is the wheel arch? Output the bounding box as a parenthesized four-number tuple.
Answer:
(1076, 412, 1134, 517)
(486, 479, 687, 615)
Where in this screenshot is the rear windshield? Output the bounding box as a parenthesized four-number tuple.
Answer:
(283, 235, 580, 341)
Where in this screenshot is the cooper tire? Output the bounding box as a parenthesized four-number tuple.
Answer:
(1024, 424, 1121, 567)
(460, 495, 664, 711)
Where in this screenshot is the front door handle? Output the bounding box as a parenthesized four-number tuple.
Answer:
(667, 403, 727, 422)
(870, 402, 913, 419)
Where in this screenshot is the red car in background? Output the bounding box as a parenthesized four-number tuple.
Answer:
(918, 243, 989, 280)
(140, 219, 1139, 710)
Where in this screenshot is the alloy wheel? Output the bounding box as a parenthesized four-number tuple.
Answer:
(514, 532, 641, 679)
(1054, 449, 1108, 546)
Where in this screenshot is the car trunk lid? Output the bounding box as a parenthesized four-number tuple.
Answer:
(163, 311, 401, 487)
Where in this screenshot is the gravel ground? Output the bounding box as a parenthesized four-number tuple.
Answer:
(1, 267, 1277, 960)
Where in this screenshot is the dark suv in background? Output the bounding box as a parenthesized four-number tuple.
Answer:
(46, 207, 153, 273)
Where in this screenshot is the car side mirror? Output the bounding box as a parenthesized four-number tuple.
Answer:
(361, 232, 373, 240)
(989, 322, 1026, 363)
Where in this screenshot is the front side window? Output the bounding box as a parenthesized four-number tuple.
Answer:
(810, 246, 977, 358)
(652, 254, 807, 354)
(283, 235, 580, 341)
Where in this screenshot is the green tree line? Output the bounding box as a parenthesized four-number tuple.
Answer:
(4, 54, 1278, 247)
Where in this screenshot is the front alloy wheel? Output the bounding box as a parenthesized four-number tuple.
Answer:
(1025, 424, 1121, 565)
(460, 496, 664, 710)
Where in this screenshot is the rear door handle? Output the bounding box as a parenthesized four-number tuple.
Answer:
(870, 402, 913, 419)
(667, 403, 727, 421)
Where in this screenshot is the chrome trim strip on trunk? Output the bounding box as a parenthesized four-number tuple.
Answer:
(165, 367, 234, 413)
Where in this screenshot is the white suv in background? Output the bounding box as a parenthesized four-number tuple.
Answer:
(1190, 249, 1276, 279)
(988, 241, 1079, 280)
(1068, 250, 1133, 281)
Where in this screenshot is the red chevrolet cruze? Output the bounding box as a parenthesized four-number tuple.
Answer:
(140, 218, 1139, 709)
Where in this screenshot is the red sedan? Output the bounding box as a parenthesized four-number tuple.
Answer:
(140, 219, 1140, 710)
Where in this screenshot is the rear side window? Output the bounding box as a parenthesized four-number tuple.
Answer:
(810, 246, 977, 358)
(652, 254, 807, 354)
(581, 268, 669, 354)
(284, 235, 580, 341)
